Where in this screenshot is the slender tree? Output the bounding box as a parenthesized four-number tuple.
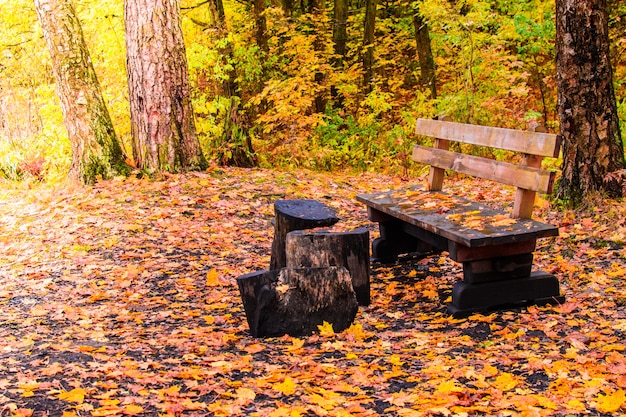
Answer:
(34, 0, 130, 184)
(331, 0, 348, 106)
(555, 0, 625, 206)
(362, 0, 376, 94)
(310, 0, 327, 113)
(124, 0, 208, 174)
(413, 8, 436, 99)
(253, 0, 269, 55)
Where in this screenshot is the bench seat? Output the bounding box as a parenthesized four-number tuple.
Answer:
(357, 185, 558, 249)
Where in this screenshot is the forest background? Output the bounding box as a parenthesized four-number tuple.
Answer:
(1, 0, 625, 182)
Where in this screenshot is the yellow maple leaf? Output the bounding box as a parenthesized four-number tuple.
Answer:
(58, 388, 86, 404)
(566, 399, 587, 413)
(494, 373, 518, 392)
(273, 377, 296, 396)
(123, 404, 144, 415)
(269, 406, 303, 417)
(344, 323, 370, 341)
(596, 389, 626, 413)
(491, 217, 517, 227)
(435, 380, 463, 394)
(206, 269, 220, 287)
(317, 321, 335, 337)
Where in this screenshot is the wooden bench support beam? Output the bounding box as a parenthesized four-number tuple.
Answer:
(462, 253, 534, 283)
(372, 220, 441, 262)
(448, 271, 565, 317)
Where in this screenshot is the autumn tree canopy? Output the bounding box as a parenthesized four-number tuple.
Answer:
(1, 0, 626, 197)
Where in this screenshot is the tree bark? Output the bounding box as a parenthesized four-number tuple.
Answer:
(556, 0, 625, 206)
(413, 9, 437, 99)
(253, 0, 269, 54)
(311, 0, 327, 113)
(237, 267, 358, 337)
(286, 228, 370, 305)
(362, 0, 376, 94)
(124, 0, 208, 174)
(270, 199, 339, 270)
(331, 0, 348, 106)
(34, 0, 130, 184)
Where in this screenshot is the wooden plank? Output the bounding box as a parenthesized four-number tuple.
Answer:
(356, 186, 559, 248)
(448, 239, 536, 262)
(428, 137, 449, 191)
(415, 118, 561, 158)
(412, 145, 556, 194)
(513, 154, 543, 218)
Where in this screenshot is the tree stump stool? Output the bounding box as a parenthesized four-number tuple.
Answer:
(270, 199, 339, 270)
(236, 267, 358, 337)
(286, 228, 370, 306)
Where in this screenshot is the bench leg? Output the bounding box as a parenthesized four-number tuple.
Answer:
(448, 271, 565, 317)
(372, 221, 433, 263)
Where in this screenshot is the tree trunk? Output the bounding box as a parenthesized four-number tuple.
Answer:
(413, 9, 437, 99)
(124, 0, 208, 174)
(556, 0, 625, 206)
(253, 0, 269, 54)
(331, 0, 348, 106)
(34, 0, 130, 184)
(362, 0, 376, 94)
(311, 0, 327, 113)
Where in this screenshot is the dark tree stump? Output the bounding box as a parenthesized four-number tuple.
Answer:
(270, 199, 339, 270)
(236, 269, 280, 337)
(285, 228, 370, 305)
(236, 267, 358, 337)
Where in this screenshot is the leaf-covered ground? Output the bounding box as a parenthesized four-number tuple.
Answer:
(1, 167, 625, 417)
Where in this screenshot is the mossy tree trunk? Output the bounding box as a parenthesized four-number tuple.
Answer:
(124, 0, 208, 175)
(556, 0, 625, 207)
(34, 0, 131, 184)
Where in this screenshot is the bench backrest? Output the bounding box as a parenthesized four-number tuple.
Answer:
(413, 118, 561, 219)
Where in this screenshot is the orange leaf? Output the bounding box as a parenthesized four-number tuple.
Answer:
(58, 388, 86, 404)
(123, 405, 144, 415)
(206, 269, 220, 286)
(236, 387, 256, 404)
(273, 377, 296, 396)
(596, 390, 626, 413)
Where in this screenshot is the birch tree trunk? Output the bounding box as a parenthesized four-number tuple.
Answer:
(556, 0, 625, 206)
(124, 0, 208, 174)
(34, 0, 130, 184)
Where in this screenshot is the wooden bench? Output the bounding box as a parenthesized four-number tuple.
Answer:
(357, 118, 565, 315)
